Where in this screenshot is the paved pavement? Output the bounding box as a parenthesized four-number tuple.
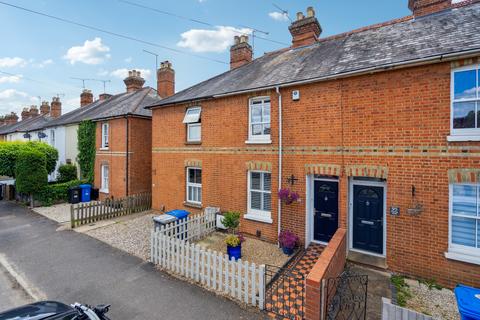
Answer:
(0, 201, 265, 319)
(0, 262, 33, 311)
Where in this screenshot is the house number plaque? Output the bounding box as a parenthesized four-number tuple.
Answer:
(390, 206, 400, 216)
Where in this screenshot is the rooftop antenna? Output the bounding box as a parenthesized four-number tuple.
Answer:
(91, 79, 111, 93)
(143, 49, 159, 74)
(70, 77, 94, 89)
(273, 3, 292, 22)
(238, 25, 269, 56)
(55, 93, 65, 99)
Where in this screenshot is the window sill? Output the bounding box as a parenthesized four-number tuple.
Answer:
(100, 189, 109, 194)
(445, 251, 480, 266)
(184, 201, 202, 209)
(185, 141, 202, 145)
(99, 147, 109, 151)
(245, 139, 272, 145)
(447, 135, 480, 142)
(244, 213, 273, 224)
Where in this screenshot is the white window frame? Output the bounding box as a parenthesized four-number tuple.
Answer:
(187, 123, 201, 142)
(184, 107, 202, 142)
(50, 129, 55, 146)
(449, 64, 480, 141)
(186, 167, 202, 205)
(100, 164, 109, 193)
(101, 122, 109, 149)
(246, 97, 271, 144)
(445, 182, 480, 265)
(245, 170, 273, 224)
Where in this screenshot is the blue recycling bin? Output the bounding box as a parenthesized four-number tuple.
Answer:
(455, 285, 480, 320)
(165, 210, 190, 239)
(79, 184, 92, 202)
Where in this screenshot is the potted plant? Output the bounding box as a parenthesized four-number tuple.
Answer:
(278, 188, 300, 205)
(221, 211, 245, 260)
(278, 230, 299, 255)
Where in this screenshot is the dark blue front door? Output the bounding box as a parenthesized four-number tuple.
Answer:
(313, 180, 338, 242)
(352, 185, 384, 255)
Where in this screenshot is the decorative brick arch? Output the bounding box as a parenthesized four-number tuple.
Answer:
(345, 165, 388, 179)
(245, 161, 272, 172)
(448, 169, 480, 183)
(184, 159, 202, 168)
(304, 164, 341, 176)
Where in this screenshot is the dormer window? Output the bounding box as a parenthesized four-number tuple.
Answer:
(247, 97, 271, 144)
(183, 107, 201, 142)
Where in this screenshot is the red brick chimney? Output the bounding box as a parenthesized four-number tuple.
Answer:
(409, 0, 451, 17)
(40, 101, 50, 115)
(157, 61, 175, 98)
(21, 107, 30, 121)
(98, 93, 112, 101)
(5, 112, 18, 125)
(230, 35, 253, 70)
(50, 97, 62, 118)
(80, 89, 94, 107)
(124, 70, 145, 93)
(289, 7, 322, 48)
(29, 105, 39, 117)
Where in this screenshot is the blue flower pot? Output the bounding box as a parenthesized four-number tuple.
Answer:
(227, 244, 242, 260)
(282, 247, 294, 256)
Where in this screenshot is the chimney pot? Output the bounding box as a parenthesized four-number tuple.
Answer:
(229, 35, 253, 70)
(99, 93, 112, 101)
(40, 101, 50, 115)
(289, 7, 322, 48)
(50, 97, 62, 118)
(124, 70, 145, 93)
(157, 61, 175, 98)
(80, 89, 94, 107)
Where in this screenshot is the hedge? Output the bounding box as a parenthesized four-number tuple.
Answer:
(35, 179, 86, 206)
(15, 149, 48, 196)
(57, 164, 78, 183)
(0, 141, 58, 177)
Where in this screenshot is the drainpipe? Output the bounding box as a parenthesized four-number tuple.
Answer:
(125, 116, 129, 196)
(276, 86, 282, 243)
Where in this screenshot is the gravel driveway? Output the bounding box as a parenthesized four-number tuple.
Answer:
(32, 203, 71, 223)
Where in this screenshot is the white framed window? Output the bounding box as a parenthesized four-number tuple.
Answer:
(446, 183, 480, 265)
(186, 167, 202, 204)
(450, 65, 480, 139)
(246, 171, 272, 223)
(101, 122, 109, 149)
(183, 107, 201, 142)
(100, 164, 109, 193)
(50, 129, 55, 146)
(247, 97, 271, 143)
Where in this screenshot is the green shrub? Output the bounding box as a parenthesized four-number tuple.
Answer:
(221, 211, 240, 233)
(0, 141, 58, 177)
(35, 179, 86, 206)
(391, 275, 411, 307)
(77, 120, 96, 182)
(57, 164, 78, 182)
(15, 150, 48, 200)
(26, 141, 58, 174)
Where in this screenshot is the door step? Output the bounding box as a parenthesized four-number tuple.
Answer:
(347, 251, 387, 270)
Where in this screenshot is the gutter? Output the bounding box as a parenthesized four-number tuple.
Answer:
(276, 86, 282, 243)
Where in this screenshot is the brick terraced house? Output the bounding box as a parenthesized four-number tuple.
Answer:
(93, 63, 174, 199)
(147, 0, 480, 288)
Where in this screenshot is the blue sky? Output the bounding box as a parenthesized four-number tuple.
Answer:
(0, 0, 410, 116)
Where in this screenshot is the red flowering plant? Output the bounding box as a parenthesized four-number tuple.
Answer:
(278, 230, 299, 250)
(278, 188, 300, 205)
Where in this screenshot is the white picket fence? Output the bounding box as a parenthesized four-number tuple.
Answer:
(150, 209, 266, 309)
(382, 298, 433, 320)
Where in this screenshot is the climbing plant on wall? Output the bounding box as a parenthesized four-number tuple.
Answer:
(77, 120, 96, 183)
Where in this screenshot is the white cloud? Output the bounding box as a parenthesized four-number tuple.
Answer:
(0, 89, 39, 115)
(268, 11, 289, 22)
(0, 89, 28, 99)
(0, 57, 27, 68)
(124, 57, 132, 63)
(32, 59, 53, 68)
(0, 74, 22, 84)
(110, 68, 151, 79)
(63, 38, 111, 65)
(177, 26, 251, 53)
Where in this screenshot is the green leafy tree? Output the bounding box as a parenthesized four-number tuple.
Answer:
(77, 120, 96, 183)
(222, 211, 240, 234)
(56, 164, 78, 182)
(15, 149, 48, 206)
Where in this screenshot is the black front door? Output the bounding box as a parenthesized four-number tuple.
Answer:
(313, 180, 338, 242)
(352, 184, 384, 255)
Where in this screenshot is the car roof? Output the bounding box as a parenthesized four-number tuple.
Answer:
(0, 301, 74, 320)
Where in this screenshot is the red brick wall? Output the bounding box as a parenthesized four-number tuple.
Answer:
(94, 117, 152, 200)
(151, 60, 480, 288)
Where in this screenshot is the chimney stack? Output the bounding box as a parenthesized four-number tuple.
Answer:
(124, 70, 145, 93)
(50, 97, 62, 118)
(157, 61, 175, 98)
(408, 0, 451, 17)
(230, 35, 253, 70)
(40, 101, 50, 115)
(99, 93, 112, 101)
(80, 89, 94, 107)
(29, 105, 39, 117)
(288, 6, 322, 48)
(21, 107, 30, 121)
(5, 112, 18, 125)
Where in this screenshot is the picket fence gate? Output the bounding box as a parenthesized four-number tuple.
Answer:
(71, 192, 151, 228)
(150, 210, 265, 309)
(382, 298, 433, 320)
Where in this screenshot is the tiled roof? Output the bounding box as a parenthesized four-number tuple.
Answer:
(0, 115, 51, 135)
(150, 3, 480, 107)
